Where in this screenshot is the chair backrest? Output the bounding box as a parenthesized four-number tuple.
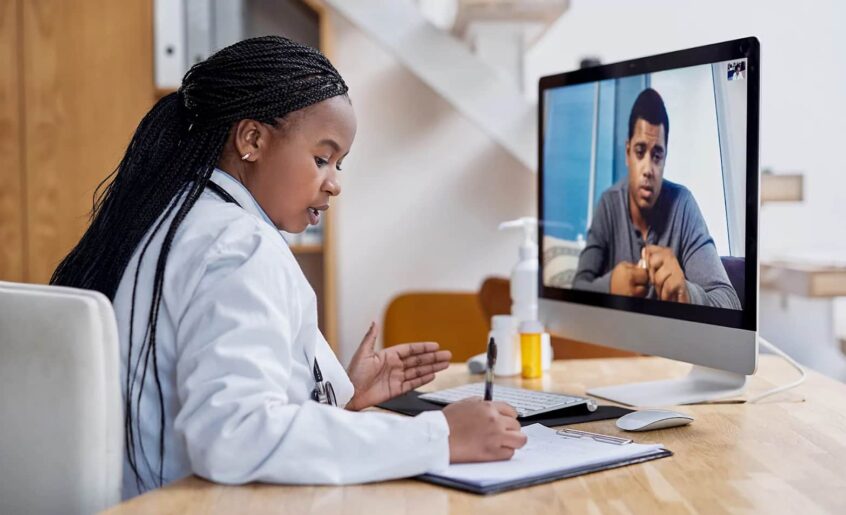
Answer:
(383, 292, 489, 362)
(478, 277, 512, 321)
(477, 276, 639, 359)
(0, 281, 123, 515)
(720, 256, 746, 309)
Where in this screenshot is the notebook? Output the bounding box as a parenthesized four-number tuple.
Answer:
(419, 424, 672, 495)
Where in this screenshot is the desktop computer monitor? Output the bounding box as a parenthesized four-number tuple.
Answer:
(538, 38, 759, 406)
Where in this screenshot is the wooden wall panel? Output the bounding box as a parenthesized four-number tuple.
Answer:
(0, 0, 25, 281)
(304, 0, 338, 349)
(22, 0, 154, 283)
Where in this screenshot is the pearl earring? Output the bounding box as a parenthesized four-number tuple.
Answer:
(241, 152, 251, 161)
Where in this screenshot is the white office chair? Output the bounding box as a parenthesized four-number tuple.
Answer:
(0, 281, 123, 514)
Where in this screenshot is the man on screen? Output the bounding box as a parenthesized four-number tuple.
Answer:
(572, 88, 741, 309)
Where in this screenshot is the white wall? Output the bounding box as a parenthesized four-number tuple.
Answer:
(712, 60, 749, 256)
(526, 0, 846, 373)
(650, 64, 730, 256)
(526, 0, 846, 262)
(329, 0, 846, 363)
(330, 13, 535, 362)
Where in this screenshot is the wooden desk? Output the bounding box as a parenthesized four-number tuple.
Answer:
(104, 356, 846, 514)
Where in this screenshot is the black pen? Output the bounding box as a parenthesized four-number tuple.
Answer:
(484, 336, 497, 401)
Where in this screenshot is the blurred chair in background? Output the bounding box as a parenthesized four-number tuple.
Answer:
(0, 282, 123, 515)
(478, 277, 639, 359)
(383, 277, 638, 363)
(383, 292, 489, 362)
(720, 256, 746, 309)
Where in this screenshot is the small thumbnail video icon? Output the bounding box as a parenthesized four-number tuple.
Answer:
(727, 60, 746, 81)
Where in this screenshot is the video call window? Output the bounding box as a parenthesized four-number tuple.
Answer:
(542, 59, 748, 311)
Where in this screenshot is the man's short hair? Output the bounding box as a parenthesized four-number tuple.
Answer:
(627, 88, 669, 146)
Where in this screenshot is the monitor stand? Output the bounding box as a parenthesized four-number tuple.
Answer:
(586, 364, 747, 407)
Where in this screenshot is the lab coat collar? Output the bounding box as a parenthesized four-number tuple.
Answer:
(210, 168, 277, 229)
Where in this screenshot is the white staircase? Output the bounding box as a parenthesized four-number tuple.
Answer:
(323, 0, 567, 171)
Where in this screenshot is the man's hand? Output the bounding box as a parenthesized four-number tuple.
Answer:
(644, 245, 690, 303)
(345, 322, 452, 411)
(610, 261, 649, 297)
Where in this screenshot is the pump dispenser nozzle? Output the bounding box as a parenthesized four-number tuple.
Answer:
(498, 217, 537, 259)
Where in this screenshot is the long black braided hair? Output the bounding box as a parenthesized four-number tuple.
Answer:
(50, 36, 348, 491)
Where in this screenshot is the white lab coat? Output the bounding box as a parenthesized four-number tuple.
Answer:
(113, 169, 449, 499)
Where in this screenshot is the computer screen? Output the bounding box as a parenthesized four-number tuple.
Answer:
(539, 40, 758, 331)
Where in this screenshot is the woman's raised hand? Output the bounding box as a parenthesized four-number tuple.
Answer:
(345, 322, 451, 411)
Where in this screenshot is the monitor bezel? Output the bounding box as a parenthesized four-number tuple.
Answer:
(538, 37, 759, 331)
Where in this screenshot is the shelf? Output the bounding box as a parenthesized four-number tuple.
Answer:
(290, 244, 323, 255)
(761, 173, 803, 203)
(761, 261, 846, 298)
(155, 87, 177, 99)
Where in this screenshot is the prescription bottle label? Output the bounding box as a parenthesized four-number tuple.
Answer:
(520, 332, 542, 379)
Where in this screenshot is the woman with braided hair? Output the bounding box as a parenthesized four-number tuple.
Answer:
(51, 36, 525, 498)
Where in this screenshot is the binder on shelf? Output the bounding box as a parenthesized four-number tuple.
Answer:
(281, 217, 324, 250)
(186, 0, 212, 67)
(300, 216, 324, 246)
(154, 0, 186, 90)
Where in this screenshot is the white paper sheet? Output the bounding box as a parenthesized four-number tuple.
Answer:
(429, 424, 664, 488)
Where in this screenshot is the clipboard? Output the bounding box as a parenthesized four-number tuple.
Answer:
(417, 424, 672, 495)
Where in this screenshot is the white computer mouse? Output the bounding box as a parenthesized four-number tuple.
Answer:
(616, 409, 694, 432)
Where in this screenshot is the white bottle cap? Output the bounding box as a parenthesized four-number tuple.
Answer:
(519, 320, 544, 334)
(541, 332, 552, 371)
(491, 314, 516, 331)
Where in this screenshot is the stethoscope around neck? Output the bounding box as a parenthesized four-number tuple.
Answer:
(207, 180, 337, 407)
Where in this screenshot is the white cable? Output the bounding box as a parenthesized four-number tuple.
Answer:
(747, 336, 807, 403)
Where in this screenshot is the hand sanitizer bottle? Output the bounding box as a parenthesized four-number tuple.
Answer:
(498, 217, 538, 324)
(499, 217, 553, 370)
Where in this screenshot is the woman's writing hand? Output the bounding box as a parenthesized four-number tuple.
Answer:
(443, 398, 527, 462)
